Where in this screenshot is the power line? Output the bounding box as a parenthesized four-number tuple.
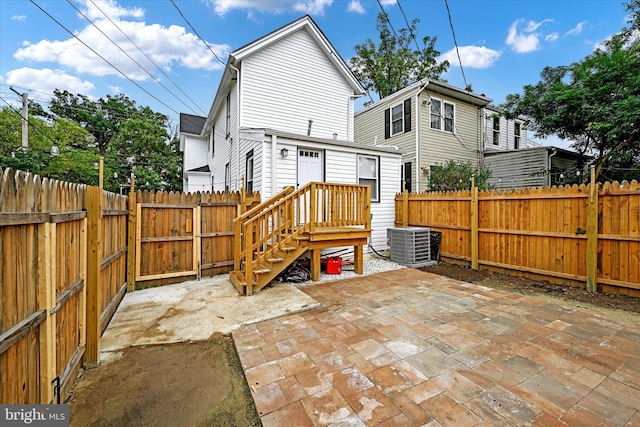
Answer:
(87, 0, 207, 116)
(170, 0, 225, 66)
(443, 0, 470, 92)
(396, 0, 421, 52)
(29, 0, 180, 116)
(66, 0, 200, 116)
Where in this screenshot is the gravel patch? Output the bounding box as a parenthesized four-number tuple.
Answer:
(291, 255, 405, 287)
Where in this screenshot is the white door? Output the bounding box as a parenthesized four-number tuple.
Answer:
(297, 149, 323, 186)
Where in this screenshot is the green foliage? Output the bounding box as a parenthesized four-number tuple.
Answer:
(503, 1, 640, 181)
(424, 160, 493, 191)
(1, 91, 184, 193)
(351, 12, 449, 101)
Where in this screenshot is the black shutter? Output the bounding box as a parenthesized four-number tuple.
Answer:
(404, 162, 412, 193)
(384, 108, 390, 139)
(404, 99, 412, 132)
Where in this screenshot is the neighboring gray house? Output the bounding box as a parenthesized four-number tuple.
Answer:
(355, 80, 491, 192)
(179, 113, 210, 192)
(484, 146, 586, 189)
(483, 105, 539, 152)
(179, 15, 402, 250)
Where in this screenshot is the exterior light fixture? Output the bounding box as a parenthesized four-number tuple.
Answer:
(280, 148, 288, 158)
(50, 143, 59, 157)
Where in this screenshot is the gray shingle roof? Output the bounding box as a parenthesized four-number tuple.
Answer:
(180, 113, 206, 135)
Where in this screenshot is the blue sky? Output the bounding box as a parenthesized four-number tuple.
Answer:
(0, 0, 630, 148)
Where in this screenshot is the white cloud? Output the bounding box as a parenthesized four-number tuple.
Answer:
(545, 33, 559, 42)
(13, 7, 229, 81)
(11, 15, 26, 22)
(79, 0, 144, 20)
(380, 0, 396, 5)
(208, 0, 333, 16)
(506, 19, 553, 53)
(109, 85, 123, 94)
(566, 21, 587, 36)
(6, 68, 95, 95)
(348, 0, 365, 14)
(440, 46, 501, 69)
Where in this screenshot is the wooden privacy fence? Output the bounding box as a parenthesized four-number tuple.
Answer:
(1, 166, 260, 404)
(130, 189, 260, 288)
(0, 167, 127, 404)
(396, 171, 640, 297)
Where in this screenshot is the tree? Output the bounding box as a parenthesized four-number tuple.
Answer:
(46, 91, 183, 192)
(351, 12, 449, 101)
(503, 1, 640, 181)
(424, 160, 493, 191)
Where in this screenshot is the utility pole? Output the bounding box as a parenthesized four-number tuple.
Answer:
(10, 86, 28, 149)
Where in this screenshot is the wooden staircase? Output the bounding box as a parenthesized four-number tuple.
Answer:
(230, 182, 371, 295)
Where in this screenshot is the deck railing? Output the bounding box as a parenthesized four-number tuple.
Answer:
(234, 182, 371, 283)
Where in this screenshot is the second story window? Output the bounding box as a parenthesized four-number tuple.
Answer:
(226, 92, 231, 138)
(384, 99, 411, 139)
(430, 99, 454, 133)
(514, 122, 521, 149)
(492, 116, 500, 145)
(245, 151, 254, 193)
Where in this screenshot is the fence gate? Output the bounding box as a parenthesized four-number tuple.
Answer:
(135, 203, 199, 281)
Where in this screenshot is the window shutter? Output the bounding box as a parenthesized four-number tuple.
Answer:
(404, 99, 412, 132)
(384, 108, 390, 139)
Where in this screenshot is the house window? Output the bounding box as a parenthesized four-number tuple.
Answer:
(492, 116, 500, 145)
(210, 130, 215, 157)
(245, 150, 254, 193)
(225, 92, 231, 138)
(430, 99, 454, 133)
(514, 122, 521, 149)
(384, 99, 411, 139)
(358, 155, 379, 202)
(444, 103, 454, 132)
(211, 176, 215, 191)
(391, 104, 403, 135)
(402, 162, 412, 193)
(224, 163, 230, 192)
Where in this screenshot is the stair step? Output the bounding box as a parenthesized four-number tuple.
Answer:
(253, 265, 270, 274)
(281, 245, 297, 252)
(267, 257, 284, 263)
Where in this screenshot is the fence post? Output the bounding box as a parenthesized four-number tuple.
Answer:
(402, 189, 408, 227)
(85, 186, 102, 367)
(586, 166, 598, 292)
(126, 179, 136, 292)
(37, 221, 56, 403)
(471, 177, 479, 270)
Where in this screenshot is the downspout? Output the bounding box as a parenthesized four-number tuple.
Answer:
(348, 95, 360, 141)
(230, 62, 241, 190)
(271, 134, 277, 196)
(548, 148, 557, 187)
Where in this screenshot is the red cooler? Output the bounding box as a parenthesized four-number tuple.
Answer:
(326, 257, 342, 274)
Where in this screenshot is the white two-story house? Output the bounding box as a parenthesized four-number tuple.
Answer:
(354, 80, 540, 192)
(180, 15, 402, 251)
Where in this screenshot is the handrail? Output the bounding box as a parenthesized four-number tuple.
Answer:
(234, 186, 294, 224)
(234, 181, 371, 279)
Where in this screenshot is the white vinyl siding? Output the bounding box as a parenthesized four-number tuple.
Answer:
(241, 29, 354, 140)
(183, 135, 208, 172)
(184, 172, 212, 193)
(209, 85, 239, 191)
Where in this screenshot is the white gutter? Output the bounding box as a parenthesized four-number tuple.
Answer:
(230, 62, 241, 190)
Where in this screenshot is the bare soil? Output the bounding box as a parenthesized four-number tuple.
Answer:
(421, 262, 640, 326)
(68, 335, 260, 427)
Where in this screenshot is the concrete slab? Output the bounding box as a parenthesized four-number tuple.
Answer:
(100, 274, 320, 363)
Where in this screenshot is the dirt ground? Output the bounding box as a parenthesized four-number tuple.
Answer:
(421, 262, 640, 326)
(67, 264, 639, 427)
(68, 335, 261, 427)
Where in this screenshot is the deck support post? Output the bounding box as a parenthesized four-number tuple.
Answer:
(354, 244, 364, 275)
(311, 249, 321, 281)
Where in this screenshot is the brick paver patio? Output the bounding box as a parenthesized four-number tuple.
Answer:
(232, 269, 640, 426)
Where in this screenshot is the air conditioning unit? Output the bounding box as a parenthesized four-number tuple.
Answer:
(387, 227, 436, 268)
